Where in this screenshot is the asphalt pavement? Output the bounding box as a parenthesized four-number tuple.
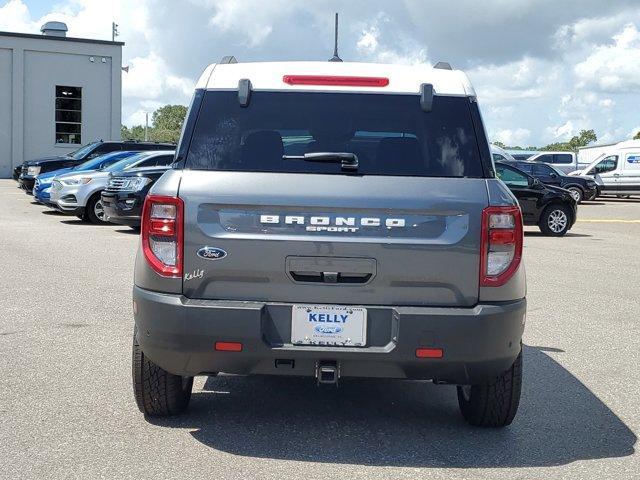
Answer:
(0, 179, 638, 480)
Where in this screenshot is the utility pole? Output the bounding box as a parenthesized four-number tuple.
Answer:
(112, 22, 119, 42)
(144, 112, 149, 141)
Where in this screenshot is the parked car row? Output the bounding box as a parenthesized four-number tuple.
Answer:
(491, 146, 578, 236)
(15, 140, 175, 227)
(498, 140, 640, 199)
(569, 140, 640, 198)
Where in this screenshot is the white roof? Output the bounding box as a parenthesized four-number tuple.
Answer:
(196, 61, 476, 96)
(613, 139, 640, 149)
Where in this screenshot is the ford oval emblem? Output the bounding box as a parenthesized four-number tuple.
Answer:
(314, 325, 343, 334)
(197, 246, 227, 260)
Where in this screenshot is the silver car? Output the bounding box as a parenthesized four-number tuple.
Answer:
(50, 150, 175, 223)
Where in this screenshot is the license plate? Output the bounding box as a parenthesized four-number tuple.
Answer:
(291, 305, 367, 346)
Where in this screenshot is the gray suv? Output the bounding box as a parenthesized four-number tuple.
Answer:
(131, 60, 526, 427)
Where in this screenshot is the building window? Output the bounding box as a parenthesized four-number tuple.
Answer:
(55, 86, 82, 144)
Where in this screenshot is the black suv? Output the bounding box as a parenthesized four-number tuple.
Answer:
(495, 162, 577, 236)
(503, 160, 597, 203)
(18, 140, 174, 194)
(101, 165, 172, 227)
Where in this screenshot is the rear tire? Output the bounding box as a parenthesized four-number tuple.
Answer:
(132, 329, 193, 416)
(457, 350, 522, 428)
(538, 204, 571, 236)
(86, 193, 108, 224)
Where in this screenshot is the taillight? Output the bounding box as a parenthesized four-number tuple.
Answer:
(141, 195, 184, 278)
(480, 206, 523, 287)
(282, 75, 389, 87)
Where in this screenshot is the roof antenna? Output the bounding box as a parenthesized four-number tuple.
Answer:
(328, 13, 342, 62)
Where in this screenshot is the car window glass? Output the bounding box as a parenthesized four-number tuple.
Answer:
(533, 164, 553, 176)
(554, 153, 573, 164)
(137, 157, 159, 167)
(154, 155, 174, 166)
(495, 164, 529, 187)
(535, 154, 552, 163)
(185, 91, 484, 178)
(516, 163, 534, 174)
(592, 156, 618, 174)
(95, 143, 120, 154)
(492, 153, 507, 161)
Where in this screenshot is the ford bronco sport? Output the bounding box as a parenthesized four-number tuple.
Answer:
(132, 59, 526, 427)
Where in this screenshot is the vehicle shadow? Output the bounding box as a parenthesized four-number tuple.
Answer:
(59, 219, 110, 226)
(114, 228, 140, 235)
(148, 346, 636, 467)
(524, 231, 591, 238)
(41, 209, 66, 216)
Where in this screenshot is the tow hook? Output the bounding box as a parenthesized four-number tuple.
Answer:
(316, 361, 340, 386)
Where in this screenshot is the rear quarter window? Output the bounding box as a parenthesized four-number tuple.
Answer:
(184, 91, 485, 178)
(554, 154, 573, 164)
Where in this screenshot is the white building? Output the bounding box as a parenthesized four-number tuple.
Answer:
(0, 22, 123, 178)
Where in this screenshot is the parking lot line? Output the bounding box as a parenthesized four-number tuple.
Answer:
(576, 219, 640, 223)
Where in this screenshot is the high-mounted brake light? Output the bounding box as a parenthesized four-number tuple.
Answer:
(141, 195, 184, 278)
(282, 75, 389, 87)
(480, 206, 523, 287)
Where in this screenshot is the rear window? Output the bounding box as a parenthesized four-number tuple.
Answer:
(185, 91, 484, 177)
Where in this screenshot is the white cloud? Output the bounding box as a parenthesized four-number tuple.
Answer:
(493, 128, 531, 146)
(355, 14, 427, 65)
(123, 52, 193, 101)
(574, 23, 640, 92)
(547, 121, 575, 139)
(0, 0, 32, 31)
(467, 57, 560, 105)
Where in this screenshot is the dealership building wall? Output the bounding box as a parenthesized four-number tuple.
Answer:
(0, 26, 123, 178)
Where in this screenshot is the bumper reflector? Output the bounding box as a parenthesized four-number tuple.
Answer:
(215, 342, 243, 352)
(416, 348, 443, 359)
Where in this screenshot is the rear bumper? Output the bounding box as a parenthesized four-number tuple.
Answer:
(133, 286, 526, 384)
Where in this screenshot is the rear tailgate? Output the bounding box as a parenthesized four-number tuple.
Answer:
(179, 170, 487, 307)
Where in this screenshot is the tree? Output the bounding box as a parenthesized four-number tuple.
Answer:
(634, 131, 640, 140)
(152, 104, 188, 142)
(541, 129, 597, 152)
(121, 125, 145, 141)
(568, 129, 597, 150)
(121, 104, 188, 144)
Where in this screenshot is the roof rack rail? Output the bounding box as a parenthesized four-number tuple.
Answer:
(220, 55, 238, 64)
(434, 62, 453, 70)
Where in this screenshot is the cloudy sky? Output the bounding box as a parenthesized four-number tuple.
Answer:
(2, 0, 639, 146)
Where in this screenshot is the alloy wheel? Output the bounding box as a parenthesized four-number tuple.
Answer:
(94, 200, 105, 222)
(548, 209, 568, 233)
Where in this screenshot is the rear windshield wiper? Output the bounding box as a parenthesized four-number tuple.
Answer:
(283, 152, 358, 171)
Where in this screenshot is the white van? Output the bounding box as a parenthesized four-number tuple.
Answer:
(527, 151, 587, 174)
(569, 140, 640, 197)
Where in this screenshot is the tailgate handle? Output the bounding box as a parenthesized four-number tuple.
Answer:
(289, 271, 372, 284)
(286, 256, 376, 285)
